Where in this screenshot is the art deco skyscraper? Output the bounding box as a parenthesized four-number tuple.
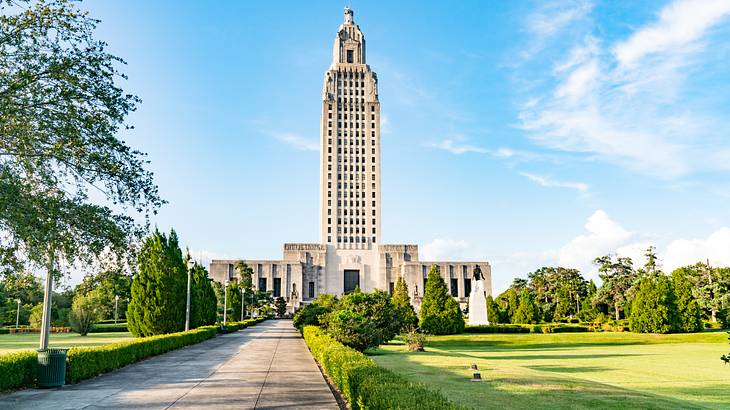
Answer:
(320, 7, 381, 250)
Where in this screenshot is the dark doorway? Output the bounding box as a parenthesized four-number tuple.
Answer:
(344, 270, 359, 293)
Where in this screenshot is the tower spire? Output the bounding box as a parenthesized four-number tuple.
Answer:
(344, 6, 354, 24)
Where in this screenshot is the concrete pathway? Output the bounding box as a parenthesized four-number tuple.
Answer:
(0, 320, 339, 410)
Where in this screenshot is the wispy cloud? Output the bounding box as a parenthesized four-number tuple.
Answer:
(526, 0, 593, 38)
(613, 0, 730, 68)
(267, 132, 318, 151)
(428, 139, 488, 155)
(517, 0, 730, 179)
(520, 172, 589, 193)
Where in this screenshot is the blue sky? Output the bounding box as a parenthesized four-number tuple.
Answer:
(76, 0, 730, 293)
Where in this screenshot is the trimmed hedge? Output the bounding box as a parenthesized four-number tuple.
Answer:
(90, 323, 129, 333)
(303, 326, 466, 410)
(66, 325, 219, 383)
(220, 317, 265, 332)
(465, 324, 592, 334)
(0, 350, 37, 391)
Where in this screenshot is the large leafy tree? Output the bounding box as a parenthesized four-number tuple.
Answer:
(673, 262, 730, 323)
(593, 254, 636, 320)
(127, 230, 186, 337)
(527, 267, 586, 321)
(0, 0, 162, 280)
(189, 262, 216, 328)
(391, 276, 417, 331)
(75, 270, 131, 320)
(235, 261, 253, 318)
(419, 265, 464, 335)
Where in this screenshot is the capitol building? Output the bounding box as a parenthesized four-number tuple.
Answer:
(210, 8, 492, 312)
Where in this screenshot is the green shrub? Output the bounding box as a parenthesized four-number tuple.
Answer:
(90, 323, 129, 333)
(70, 290, 104, 336)
(303, 326, 465, 410)
(0, 350, 37, 391)
(392, 277, 418, 331)
(326, 309, 377, 352)
(66, 325, 218, 383)
(293, 294, 339, 331)
(465, 324, 531, 333)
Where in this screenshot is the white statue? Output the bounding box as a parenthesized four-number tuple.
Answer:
(468, 266, 489, 326)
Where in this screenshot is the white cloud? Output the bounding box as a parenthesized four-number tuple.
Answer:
(428, 139, 488, 155)
(517, 0, 730, 178)
(527, 0, 593, 38)
(268, 132, 318, 151)
(613, 0, 730, 68)
(520, 172, 589, 193)
(421, 238, 468, 261)
(664, 227, 730, 271)
(186, 248, 229, 268)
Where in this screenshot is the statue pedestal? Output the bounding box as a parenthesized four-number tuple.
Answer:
(468, 280, 489, 326)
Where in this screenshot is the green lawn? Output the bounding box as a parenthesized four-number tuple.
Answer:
(373, 331, 730, 410)
(0, 332, 134, 353)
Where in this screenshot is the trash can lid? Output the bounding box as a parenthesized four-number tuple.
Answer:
(37, 348, 69, 353)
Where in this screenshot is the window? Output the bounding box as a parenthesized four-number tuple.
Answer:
(450, 278, 458, 297)
(273, 278, 281, 297)
(389, 282, 395, 295)
(308, 281, 315, 298)
(258, 277, 267, 292)
(464, 278, 472, 296)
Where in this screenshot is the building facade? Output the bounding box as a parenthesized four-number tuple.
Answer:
(209, 8, 492, 312)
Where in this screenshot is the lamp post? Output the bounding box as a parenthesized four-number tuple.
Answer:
(15, 299, 21, 328)
(114, 295, 119, 325)
(241, 286, 246, 322)
(185, 260, 194, 331)
(223, 279, 229, 326)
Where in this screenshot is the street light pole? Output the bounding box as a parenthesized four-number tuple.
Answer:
(114, 295, 119, 325)
(240, 287, 244, 321)
(223, 279, 229, 325)
(15, 299, 21, 328)
(185, 260, 193, 331)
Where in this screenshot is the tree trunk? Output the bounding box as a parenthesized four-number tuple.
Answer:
(614, 302, 620, 321)
(712, 309, 717, 323)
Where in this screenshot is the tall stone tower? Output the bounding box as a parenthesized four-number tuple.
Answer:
(320, 7, 381, 251)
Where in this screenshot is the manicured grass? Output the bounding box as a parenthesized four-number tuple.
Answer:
(0, 332, 134, 353)
(373, 330, 730, 410)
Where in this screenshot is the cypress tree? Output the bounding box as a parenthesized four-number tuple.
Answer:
(226, 281, 242, 322)
(486, 295, 500, 325)
(671, 269, 703, 333)
(419, 265, 464, 335)
(127, 229, 187, 337)
(629, 273, 679, 333)
(392, 277, 417, 330)
(513, 289, 540, 324)
(190, 263, 217, 328)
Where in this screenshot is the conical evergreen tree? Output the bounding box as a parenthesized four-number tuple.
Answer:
(513, 289, 540, 324)
(419, 265, 464, 334)
(127, 229, 187, 336)
(190, 263, 217, 328)
(392, 277, 417, 330)
(485, 295, 500, 325)
(671, 269, 703, 333)
(629, 273, 679, 333)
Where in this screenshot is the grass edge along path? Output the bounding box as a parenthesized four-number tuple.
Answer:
(0, 318, 265, 392)
(302, 325, 466, 410)
(373, 330, 729, 410)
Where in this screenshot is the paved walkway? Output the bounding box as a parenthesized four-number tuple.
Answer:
(0, 320, 339, 410)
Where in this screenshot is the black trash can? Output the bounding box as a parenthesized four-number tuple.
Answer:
(37, 348, 68, 388)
